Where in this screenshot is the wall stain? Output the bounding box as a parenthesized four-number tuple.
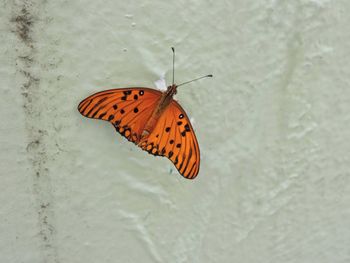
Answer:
(11, 7, 34, 46)
(11, 2, 59, 263)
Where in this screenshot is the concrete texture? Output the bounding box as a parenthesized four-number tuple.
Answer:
(1, 0, 350, 262)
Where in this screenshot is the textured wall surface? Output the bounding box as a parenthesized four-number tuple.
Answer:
(1, 0, 350, 262)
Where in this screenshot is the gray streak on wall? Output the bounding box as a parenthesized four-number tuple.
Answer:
(10, 1, 59, 262)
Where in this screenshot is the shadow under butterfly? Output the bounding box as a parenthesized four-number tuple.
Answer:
(78, 48, 212, 179)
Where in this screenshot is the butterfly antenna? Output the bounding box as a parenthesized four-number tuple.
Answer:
(177, 74, 213, 87)
(172, 47, 175, 85)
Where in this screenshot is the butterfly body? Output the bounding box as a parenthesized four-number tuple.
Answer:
(140, 84, 177, 140)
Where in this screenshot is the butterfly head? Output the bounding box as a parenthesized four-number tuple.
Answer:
(167, 84, 178, 96)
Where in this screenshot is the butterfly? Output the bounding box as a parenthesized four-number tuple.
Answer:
(78, 48, 212, 179)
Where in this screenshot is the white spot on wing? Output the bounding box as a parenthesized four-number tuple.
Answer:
(154, 76, 167, 91)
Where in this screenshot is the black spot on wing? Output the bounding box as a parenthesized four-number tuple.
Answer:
(161, 147, 166, 155)
(108, 114, 114, 121)
(98, 113, 106, 119)
(123, 90, 132, 95)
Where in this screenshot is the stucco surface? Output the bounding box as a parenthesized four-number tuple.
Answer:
(1, 0, 350, 262)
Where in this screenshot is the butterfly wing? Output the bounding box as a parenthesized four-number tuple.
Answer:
(139, 100, 200, 179)
(78, 88, 162, 143)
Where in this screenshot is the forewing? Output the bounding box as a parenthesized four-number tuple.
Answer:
(78, 88, 162, 143)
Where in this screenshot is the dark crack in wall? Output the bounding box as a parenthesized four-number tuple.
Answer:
(11, 2, 59, 263)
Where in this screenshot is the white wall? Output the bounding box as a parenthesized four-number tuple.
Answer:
(1, 0, 350, 262)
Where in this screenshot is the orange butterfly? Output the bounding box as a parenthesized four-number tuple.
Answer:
(78, 48, 212, 179)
